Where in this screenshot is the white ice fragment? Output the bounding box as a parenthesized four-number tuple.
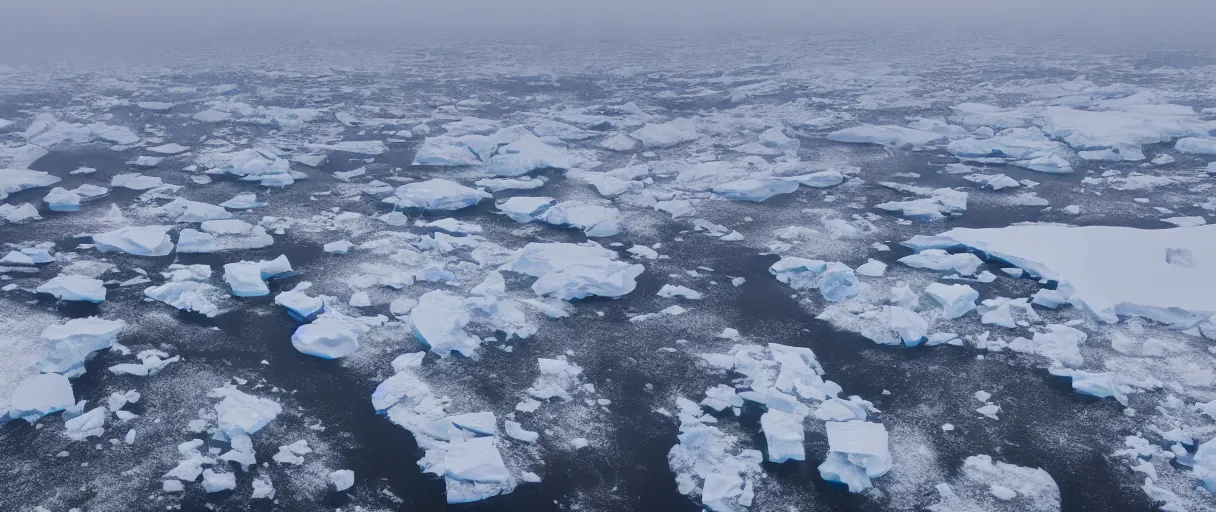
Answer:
(925, 283, 979, 318)
(9, 373, 74, 422)
(329, 469, 355, 491)
(38, 274, 106, 302)
(384, 179, 491, 211)
(92, 225, 174, 256)
(222, 255, 292, 297)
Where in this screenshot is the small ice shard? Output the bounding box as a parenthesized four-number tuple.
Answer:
(628, 119, 699, 148)
(712, 177, 799, 202)
(828, 124, 943, 146)
(537, 201, 622, 237)
(9, 373, 75, 422)
(92, 225, 174, 256)
(222, 255, 293, 297)
(329, 470, 355, 492)
(818, 421, 892, 493)
(496, 196, 556, 223)
(37, 274, 106, 302)
(925, 283, 979, 318)
(43, 187, 82, 212)
(383, 179, 491, 210)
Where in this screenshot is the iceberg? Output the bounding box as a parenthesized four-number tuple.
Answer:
(43, 187, 81, 212)
(629, 119, 699, 148)
(537, 201, 622, 237)
(275, 289, 324, 320)
(144, 274, 223, 317)
(291, 312, 370, 359)
(222, 255, 293, 297)
(828, 124, 943, 146)
(8, 373, 74, 422)
(500, 242, 644, 300)
(40, 317, 125, 375)
(818, 421, 892, 493)
(384, 179, 492, 210)
(92, 226, 174, 256)
(37, 274, 106, 302)
(925, 283, 979, 318)
(600, 133, 638, 151)
(196, 148, 295, 187)
(768, 257, 860, 302)
(712, 178, 799, 202)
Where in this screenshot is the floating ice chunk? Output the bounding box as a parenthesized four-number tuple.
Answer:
(307, 140, 387, 155)
(577, 172, 644, 198)
(947, 128, 1073, 173)
(222, 255, 293, 297)
(496, 196, 556, 223)
(412, 137, 483, 166)
(273, 439, 312, 465)
(629, 119, 699, 148)
(925, 283, 979, 318)
(291, 312, 373, 359)
(819, 263, 861, 302)
(1195, 438, 1216, 493)
(899, 249, 982, 275)
(1031, 289, 1067, 309)
(504, 420, 539, 443)
(40, 317, 125, 375)
(92, 225, 174, 256)
(527, 357, 584, 401)
(144, 280, 222, 317)
(712, 178, 799, 202)
(411, 291, 480, 357)
(1175, 137, 1216, 155)
(212, 387, 281, 437)
(384, 179, 491, 211)
(658, 284, 702, 300)
(0, 168, 60, 201)
(110, 172, 163, 190)
(487, 134, 574, 177)
(64, 406, 105, 440)
(193, 110, 231, 122)
(329, 470, 355, 491)
(3, 202, 41, 223)
(655, 199, 696, 219)
(760, 409, 805, 463)
(884, 306, 928, 346)
(202, 470, 236, 493)
(37, 274, 106, 302)
(600, 133, 638, 151)
(855, 259, 887, 277)
(1008, 324, 1086, 367)
(819, 421, 891, 493)
(9, 373, 74, 422)
(443, 436, 516, 504)
(154, 198, 232, 223)
(43, 187, 81, 212)
(502, 242, 644, 300)
(876, 186, 968, 220)
(828, 124, 943, 146)
(1049, 367, 1131, 406)
(178, 220, 273, 253)
(71, 183, 108, 200)
(1162, 216, 1206, 227)
(137, 101, 175, 111)
(323, 240, 353, 254)
(935, 455, 1061, 511)
(275, 289, 324, 320)
(963, 173, 1021, 190)
(537, 201, 621, 237)
(148, 143, 190, 155)
(668, 399, 763, 512)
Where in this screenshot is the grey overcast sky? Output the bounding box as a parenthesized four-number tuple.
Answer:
(2, 0, 1213, 47)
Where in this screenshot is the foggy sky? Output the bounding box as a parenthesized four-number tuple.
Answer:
(2, 0, 1214, 50)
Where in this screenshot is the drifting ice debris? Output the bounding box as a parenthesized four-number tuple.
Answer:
(629, 119, 699, 148)
(0, 168, 60, 201)
(537, 201, 622, 237)
(273, 440, 312, 465)
(899, 249, 982, 275)
(144, 265, 223, 317)
(178, 219, 274, 253)
(828, 124, 943, 146)
(64, 407, 106, 440)
(222, 255, 293, 297)
(275, 289, 324, 320)
(329, 470, 355, 491)
(1161, 216, 1206, 227)
(292, 312, 376, 359)
(855, 259, 887, 277)
(412, 137, 483, 166)
(600, 133, 637, 151)
(292, 153, 327, 167)
(92, 225, 175, 256)
(712, 178, 799, 202)
(72, 183, 108, 200)
(411, 291, 480, 357)
(201, 470, 236, 493)
(668, 398, 763, 512)
(876, 184, 968, 220)
(768, 257, 860, 302)
(8, 373, 74, 422)
(1175, 137, 1216, 155)
(501, 242, 644, 300)
(383, 179, 492, 211)
(37, 274, 106, 302)
(504, 421, 539, 443)
(881, 306, 928, 346)
(925, 283, 979, 318)
(496, 196, 556, 223)
(43, 187, 81, 211)
(1008, 324, 1087, 368)
(761, 409, 806, 463)
(819, 421, 892, 493)
(308, 140, 387, 155)
(147, 143, 190, 155)
(487, 134, 574, 177)
(153, 197, 232, 223)
(110, 173, 163, 190)
(1049, 367, 1132, 406)
(2, 203, 41, 223)
(526, 357, 584, 401)
(963, 173, 1021, 190)
(197, 148, 297, 187)
(40, 317, 125, 375)
(787, 170, 846, 188)
(1, 247, 51, 265)
(212, 387, 282, 437)
(658, 284, 703, 300)
(323, 240, 353, 254)
(947, 128, 1073, 174)
(108, 349, 179, 376)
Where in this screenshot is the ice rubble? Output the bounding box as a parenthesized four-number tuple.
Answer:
(151, 198, 232, 223)
(92, 225, 175, 256)
(197, 148, 297, 187)
(536, 201, 622, 237)
(819, 421, 893, 493)
(384, 179, 492, 211)
(222, 255, 293, 297)
(929, 455, 1060, 511)
(947, 128, 1073, 174)
(37, 274, 106, 302)
(372, 353, 520, 503)
(40, 317, 125, 375)
(938, 224, 1216, 324)
(875, 182, 968, 221)
(178, 219, 274, 253)
(0, 168, 60, 201)
(828, 124, 943, 147)
(668, 397, 763, 512)
(500, 242, 644, 300)
(487, 134, 574, 177)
